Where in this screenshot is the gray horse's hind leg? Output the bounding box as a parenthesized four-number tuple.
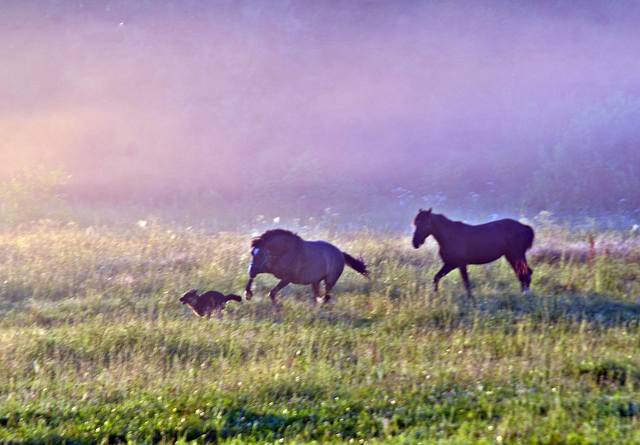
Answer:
(321, 276, 340, 305)
(322, 280, 333, 304)
(269, 280, 289, 306)
(320, 259, 344, 305)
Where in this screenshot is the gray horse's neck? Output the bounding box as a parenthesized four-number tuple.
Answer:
(270, 236, 304, 278)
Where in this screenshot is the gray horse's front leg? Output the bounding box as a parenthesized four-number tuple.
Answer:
(244, 278, 254, 300)
(269, 280, 290, 306)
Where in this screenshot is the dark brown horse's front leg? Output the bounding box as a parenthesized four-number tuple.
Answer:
(433, 264, 455, 292)
(312, 281, 323, 305)
(269, 280, 290, 306)
(458, 266, 474, 300)
(244, 279, 254, 300)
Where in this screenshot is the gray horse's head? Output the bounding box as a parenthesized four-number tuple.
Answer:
(248, 229, 303, 278)
(248, 246, 271, 278)
(412, 208, 433, 248)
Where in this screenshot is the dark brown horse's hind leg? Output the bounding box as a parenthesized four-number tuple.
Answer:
(433, 264, 455, 292)
(458, 266, 474, 300)
(520, 259, 533, 294)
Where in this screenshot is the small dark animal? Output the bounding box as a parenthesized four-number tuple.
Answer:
(244, 229, 369, 305)
(412, 208, 535, 297)
(179, 289, 242, 318)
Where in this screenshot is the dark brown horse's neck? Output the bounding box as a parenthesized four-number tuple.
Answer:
(430, 214, 458, 245)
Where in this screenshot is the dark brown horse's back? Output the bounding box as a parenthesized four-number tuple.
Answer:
(492, 219, 534, 253)
(446, 219, 529, 265)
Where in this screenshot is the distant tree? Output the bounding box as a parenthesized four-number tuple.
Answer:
(527, 94, 640, 212)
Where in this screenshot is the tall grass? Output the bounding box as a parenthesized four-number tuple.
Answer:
(0, 222, 639, 443)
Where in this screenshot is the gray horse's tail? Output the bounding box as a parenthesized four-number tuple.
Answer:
(343, 252, 369, 278)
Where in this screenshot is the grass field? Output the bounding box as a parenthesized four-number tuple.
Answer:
(1, 221, 639, 444)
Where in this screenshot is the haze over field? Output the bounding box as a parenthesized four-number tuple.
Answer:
(2, 1, 640, 220)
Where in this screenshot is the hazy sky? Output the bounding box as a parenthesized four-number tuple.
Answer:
(2, 1, 640, 204)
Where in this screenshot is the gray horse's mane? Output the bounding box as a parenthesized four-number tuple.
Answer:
(251, 229, 303, 248)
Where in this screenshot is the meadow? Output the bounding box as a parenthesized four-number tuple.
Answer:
(0, 220, 639, 444)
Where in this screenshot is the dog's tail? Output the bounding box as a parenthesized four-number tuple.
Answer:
(226, 294, 242, 303)
(343, 252, 369, 278)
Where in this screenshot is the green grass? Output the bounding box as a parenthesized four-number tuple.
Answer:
(0, 222, 639, 444)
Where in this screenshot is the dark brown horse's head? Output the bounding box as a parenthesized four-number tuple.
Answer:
(412, 208, 433, 248)
(249, 229, 303, 278)
(179, 289, 199, 305)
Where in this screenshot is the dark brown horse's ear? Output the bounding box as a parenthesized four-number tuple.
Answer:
(419, 208, 423, 212)
(427, 208, 432, 214)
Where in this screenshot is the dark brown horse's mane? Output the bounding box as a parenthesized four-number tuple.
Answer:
(415, 210, 460, 227)
(251, 229, 303, 248)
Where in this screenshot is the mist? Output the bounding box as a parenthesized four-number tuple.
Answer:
(2, 1, 640, 224)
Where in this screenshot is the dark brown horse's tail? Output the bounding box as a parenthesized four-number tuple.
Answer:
(522, 225, 535, 251)
(343, 252, 369, 278)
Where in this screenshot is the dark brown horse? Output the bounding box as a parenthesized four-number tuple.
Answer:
(412, 208, 534, 297)
(244, 229, 369, 305)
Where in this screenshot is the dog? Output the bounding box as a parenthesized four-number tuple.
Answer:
(179, 289, 242, 318)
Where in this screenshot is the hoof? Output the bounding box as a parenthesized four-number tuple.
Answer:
(316, 295, 332, 306)
(522, 288, 531, 296)
(244, 290, 253, 300)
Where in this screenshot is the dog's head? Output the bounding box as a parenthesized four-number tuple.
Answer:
(179, 289, 199, 306)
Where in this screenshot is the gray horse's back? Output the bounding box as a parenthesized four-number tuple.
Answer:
(298, 240, 345, 284)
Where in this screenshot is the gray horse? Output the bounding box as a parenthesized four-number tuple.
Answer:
(244, 229, 369, 305)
